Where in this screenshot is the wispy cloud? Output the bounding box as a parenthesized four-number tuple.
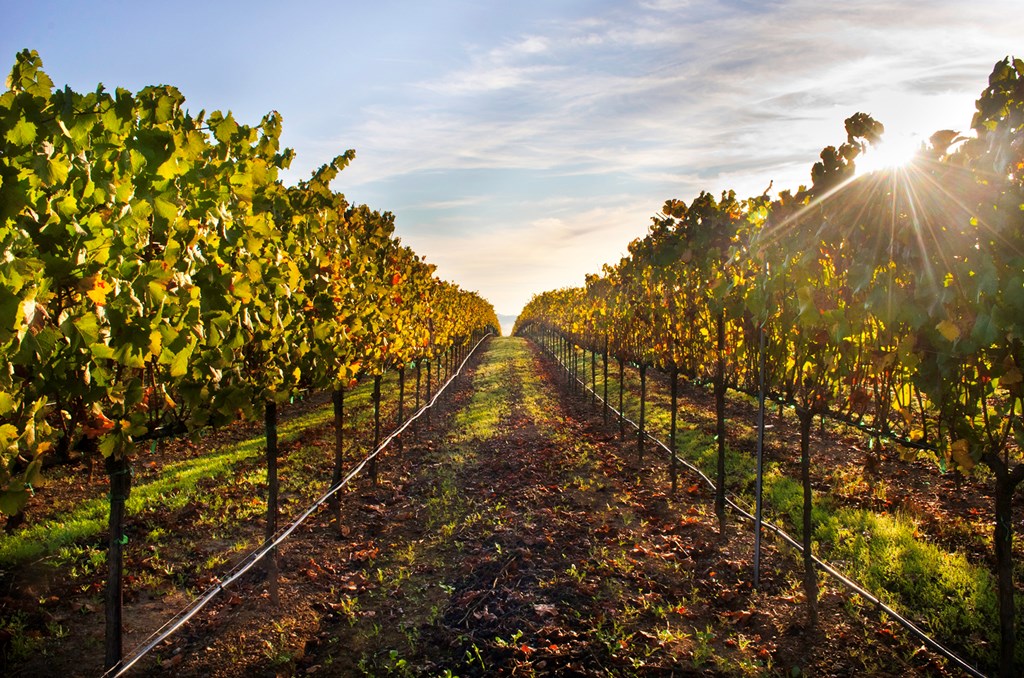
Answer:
(328, 0, 1022, 311)
(414, 196, 488, 210)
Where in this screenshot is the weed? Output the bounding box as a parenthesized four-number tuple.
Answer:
(397, 543, 417, 566)
(465, 642, 486, 671)
(566, 562, 586, 584)
(335, 595, 359, 625)
(692, 625, 716, 667)
(0, 612, 42, 662)
(494, 629, 524, 648)
(655, 623, 690, 646)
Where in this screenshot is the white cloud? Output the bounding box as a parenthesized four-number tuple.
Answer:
(415, 196, 488, 210)
(511, 36, 550, 55)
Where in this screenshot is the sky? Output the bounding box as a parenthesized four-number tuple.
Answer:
(4, 1, 1023, 318)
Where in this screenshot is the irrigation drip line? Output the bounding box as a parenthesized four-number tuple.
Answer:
(105, 334, 492, 678)
(541, 340, 988, 678)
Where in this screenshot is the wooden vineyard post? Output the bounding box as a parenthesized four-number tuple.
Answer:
(265, 400, 279, 606)
(370, 375, 382, 486)
(670, 366, 678, 496)
(638, 364, 647, 462)
(331, 387, 345, 536)
(426, 361, 433, 426)
(104, 455, 132, 671)
(797, 407, 817, 627)
(603, 335, 610, 425)
(571, 343, 578, 394)
(754, 322, 767, 589)
(714, 311, 727, 534)
(397, 367, 405, 453)
(414, 361, 421, 439)
(567, 339, 573, 388)
(591, 346, 597, 409)
(618, 356, 625, 441)
(566, 338, 572, 387)
(563, 336, 568, 381)
(575, 344, 581, 395)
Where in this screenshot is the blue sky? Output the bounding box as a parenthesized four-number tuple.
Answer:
(5, 1, 1022, 316)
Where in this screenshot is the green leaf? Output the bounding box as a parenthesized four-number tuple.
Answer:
(970, 312, 999, 346)
(0, 423, 19, 447)
(8, 50, 54, 97)
(153, 197, 178, 222)
(69, 313, 100, 345)
(950, 439, 975, 471)
(44, 158, 70, 186)
(124, 378, 145, 410)
(169, 343, 193, 378)
(24, 459, 42, 486)
(0, 392, 14, 416)
(0, 489, 29, 516)
(0, 287, 21, 337)
(6, 119, 37, 146)
(98, 434, 118, 459)
(797, 286, 819, 323)
(90, 342, 116, 360)
(936, 320, 961, 343)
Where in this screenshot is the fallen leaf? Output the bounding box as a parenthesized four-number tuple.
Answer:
(160, 654, 183, 669)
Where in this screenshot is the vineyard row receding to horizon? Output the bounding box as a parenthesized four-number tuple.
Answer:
(526, 328, 1015, 677)
(0, 48, 499, 672)
(513, 57, 1024, 677)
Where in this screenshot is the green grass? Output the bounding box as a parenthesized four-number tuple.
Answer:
(451, 339, 516, 442)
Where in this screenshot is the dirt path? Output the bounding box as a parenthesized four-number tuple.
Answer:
(290, 337, 947, 676)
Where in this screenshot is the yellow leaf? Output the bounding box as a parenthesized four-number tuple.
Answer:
(149, 330, 162, 357)
(950, 439, 974, 471)
(898, 407, 914, 427)
(86, 278, 112, 306)
(936, 320, 960, 343)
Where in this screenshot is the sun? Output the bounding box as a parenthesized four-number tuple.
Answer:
(855, 133, 923, 176)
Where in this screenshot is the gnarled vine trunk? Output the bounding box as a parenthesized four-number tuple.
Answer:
(984, 452, 1024, 677)
(797, 406, 817, 627)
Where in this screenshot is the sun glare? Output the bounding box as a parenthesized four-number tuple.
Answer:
(855, 134, 923, 176)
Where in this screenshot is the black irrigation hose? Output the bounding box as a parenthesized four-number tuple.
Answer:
(105, 333, 493, 678)
(537, 337, 989, 678)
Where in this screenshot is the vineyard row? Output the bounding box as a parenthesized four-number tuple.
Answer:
(514, 57, 1024, 677)
(107, 332, 491, 677)
(527, 328, 987, 677)
(0, 49, 499, 670)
